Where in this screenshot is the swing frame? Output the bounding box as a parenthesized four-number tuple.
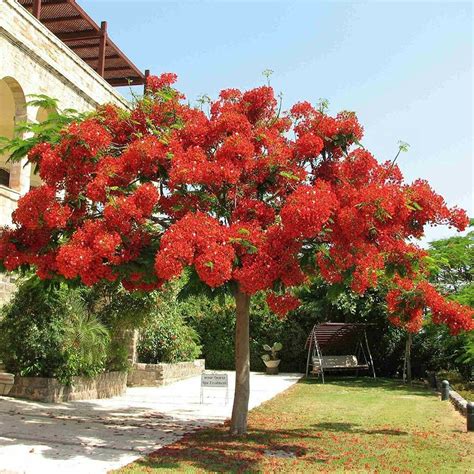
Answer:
(305, 322, 376, 383)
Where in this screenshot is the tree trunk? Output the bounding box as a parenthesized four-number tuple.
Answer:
(230, 287, 251, 435)
(403, 332, 412, 385)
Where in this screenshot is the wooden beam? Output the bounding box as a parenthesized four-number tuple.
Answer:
(32, 0, 41, 19)
(97, 21, 107, 77)
(107, 77, 145, 87)
(68, 44, 100, 53)
(42, 15, 82, 24)
(104, 66, 132, 72)
(81, 53, 119, 62)
(56, 30, 101, 41)
(37, 0, 70, 4)
(144, 69, 150, 94)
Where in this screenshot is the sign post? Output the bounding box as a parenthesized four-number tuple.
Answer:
(200, 372, 229, 404)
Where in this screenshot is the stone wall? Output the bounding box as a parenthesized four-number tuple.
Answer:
(8, 371, 127, 402)
(127, 359, 205, 387)
(0, 185, 20, 228)
(0, 272, 15, 306)
(448, 389, 468, 417)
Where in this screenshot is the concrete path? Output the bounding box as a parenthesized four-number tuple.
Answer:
(0, 371, 301, 474)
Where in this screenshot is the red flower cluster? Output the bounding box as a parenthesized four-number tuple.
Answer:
(386, 278, 474, 335)
(266, 292, 301, 318)
(56, 220, 120, 285)
(155, 212, 235, 288)
(146, 72, 178, 92)
(13, 185, 71, 230)
(291, 102, 364, 158)
(280, 181, 338, 239)
(232, 199, 275, 228)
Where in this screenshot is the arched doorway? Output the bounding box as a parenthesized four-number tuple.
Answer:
(0, 77, 27, 192)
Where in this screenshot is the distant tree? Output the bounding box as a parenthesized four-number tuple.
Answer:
(427, 221, 473, 293)
(423, 223, 474, 377)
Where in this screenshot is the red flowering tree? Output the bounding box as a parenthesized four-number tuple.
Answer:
(1, 73, 472, 434)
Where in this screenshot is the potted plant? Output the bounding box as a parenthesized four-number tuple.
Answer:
(261, 342, 282, 375)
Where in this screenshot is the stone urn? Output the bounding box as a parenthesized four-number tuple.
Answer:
(0, 372, 15, 396)
(263, 359, 281, 375)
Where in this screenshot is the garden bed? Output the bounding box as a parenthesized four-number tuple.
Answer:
(8, 371, 127, 402)
(127, 359, 205, 387)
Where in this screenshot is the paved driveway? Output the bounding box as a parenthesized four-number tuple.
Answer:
(0, 371, 301, 473)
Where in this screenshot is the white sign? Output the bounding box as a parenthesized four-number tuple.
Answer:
(200, 372, 229, 404)
(201, 373, 228, 387)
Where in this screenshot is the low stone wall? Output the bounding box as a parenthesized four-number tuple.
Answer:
(433, 377, 469, 417)
(449, 389, 468, 416)
(8, 371, 127, 402)
(127, 359, 205, 387)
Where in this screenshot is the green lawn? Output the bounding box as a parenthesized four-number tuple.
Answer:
(118, 377, 473, 473)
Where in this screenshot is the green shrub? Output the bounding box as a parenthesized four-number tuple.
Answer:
(186, 297, 236, 370)
(137, 290, 201, 363)
(60, 293, 110, 382)
(0, 277, 109, 384)
(85, 281, 158, 371)
(186, 292, 312, 372)
(436, 369, 473, 401)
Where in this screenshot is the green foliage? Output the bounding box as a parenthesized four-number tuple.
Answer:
(0, 95, 85, 167)
(410, 320, 469, 377)
(82, 281, 158, 371)
(436, 369, 473, 401)
(60, 293, 110, 382)
(137, 287, 201, 364)
(186, 296, 236, 370)
(454, 331, 474, 375)
(428, 229, 473, 293)
(0, 277, 109, 384)
(0, 277, 164, 383)
(422, 228, 474, 379)
(187, 292, 311, 372)
(86, 281, 157, 329)
(452, 283, 474, 307)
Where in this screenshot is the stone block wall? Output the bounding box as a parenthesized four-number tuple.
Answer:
(8, 371, 127, 402)
(0, 185, 19, 228)
(0, 272, 16, 306)
(127, 359, 205, 387)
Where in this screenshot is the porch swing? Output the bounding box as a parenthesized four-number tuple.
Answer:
(305, 322, 376, 383)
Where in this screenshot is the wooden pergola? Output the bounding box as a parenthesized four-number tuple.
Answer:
(18, 0, 148, 88)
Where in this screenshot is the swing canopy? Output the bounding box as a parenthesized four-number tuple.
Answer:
(305, 322, 376, 382)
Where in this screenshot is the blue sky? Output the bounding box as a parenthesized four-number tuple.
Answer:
(83, 0, 473, 245)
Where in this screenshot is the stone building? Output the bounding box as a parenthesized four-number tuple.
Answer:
(0, 0, 146, 303)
